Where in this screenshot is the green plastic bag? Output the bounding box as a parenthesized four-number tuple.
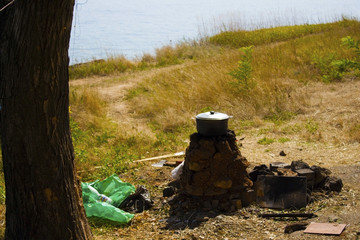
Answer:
(81, 174, 136, 224)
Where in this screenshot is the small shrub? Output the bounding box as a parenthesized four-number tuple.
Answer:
(311, 36, 360, 82)
(311, 53, 344, 82)
(228, 46, 256, 92)
(340, 36, 360, 70)
(342, 36, 360, 56)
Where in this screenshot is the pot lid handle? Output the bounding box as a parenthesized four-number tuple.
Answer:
(196, 111, 230, 120)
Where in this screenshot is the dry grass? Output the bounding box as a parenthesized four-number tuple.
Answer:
(347, 123, 360, 143)
(128, 43, 305, 135)
(126, 19, 360, 140)
(69, 56, 138, 79)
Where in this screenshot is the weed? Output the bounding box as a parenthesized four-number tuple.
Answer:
(257, 137, 275, 145)
(265, 110, 296, 125)
(125, 86, 149, 100)
(258, 127, 272, 135)
(278, 137, 291, 143)
(281, 124, 302, 134)
(303, 120, 322, 142)
(305, 120, 319, 134)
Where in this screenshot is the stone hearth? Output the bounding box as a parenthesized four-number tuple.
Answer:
(180, 130, 253, 201)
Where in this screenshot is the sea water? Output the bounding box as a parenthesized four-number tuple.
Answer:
(69, 0, 359, 65)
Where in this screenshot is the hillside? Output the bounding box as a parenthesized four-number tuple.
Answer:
(1, 19, 360, 239)
(73, 64, 360, 240)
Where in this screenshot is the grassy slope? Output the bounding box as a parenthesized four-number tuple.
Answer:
(127, 19, 360, 134)
(66, 18, 360, 183)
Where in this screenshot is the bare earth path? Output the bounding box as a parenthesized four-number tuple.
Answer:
(72, 72, 360, 239)
(70, 64, 187, 137)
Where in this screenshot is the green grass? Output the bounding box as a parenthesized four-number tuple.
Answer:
(258, 137, 275, 145)
(305, 120, 319, 135)
(278, 137, 291, 143)
(69, 89, 144, 181)
(69, 87, 190, 181)
(209, 18, 356, 48)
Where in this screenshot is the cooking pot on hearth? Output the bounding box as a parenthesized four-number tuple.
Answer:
(195, 111, 232, 137)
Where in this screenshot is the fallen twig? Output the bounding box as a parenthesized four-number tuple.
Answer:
(258, 213, 316, 218)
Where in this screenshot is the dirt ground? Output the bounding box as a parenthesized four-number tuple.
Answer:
(72, 75, 360, 239)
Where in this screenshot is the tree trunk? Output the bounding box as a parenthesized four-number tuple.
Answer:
(0, 0, 92, 239)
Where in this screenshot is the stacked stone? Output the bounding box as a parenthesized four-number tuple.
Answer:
(180, 130, 253, 208)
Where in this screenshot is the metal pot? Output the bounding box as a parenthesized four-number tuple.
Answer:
(195, 111, 231, 137)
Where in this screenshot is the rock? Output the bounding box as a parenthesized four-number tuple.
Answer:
(188, 162, 205, 171)
(328, 215, 340, 223)
(284, 222, 309, 234)
(291, 160, 310, 171)
(324, 176, 343, 192)
(277, 168, 297, 176)
(214, 179, 233, 189)
(195, 215, 209, 222)
(240, 189, 256, 207)
(311, 165, 332, 188)
(203, 200, 212, 209)
(163, 186, 176, 198)
(168, 180, 180, 189)
(211, 199, 219, 208)
(249, 164, 274, 182)
(279, 150, 287, 156)
(231, 199, 242, 209)
(218, 201, 231, 211)
(296, 168, 315, 189)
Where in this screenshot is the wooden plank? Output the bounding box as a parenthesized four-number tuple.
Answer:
(133, 151, 185, 163)
(304, 222, 347, 235)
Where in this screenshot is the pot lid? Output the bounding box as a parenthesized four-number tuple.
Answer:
(196, 111, 230, 120)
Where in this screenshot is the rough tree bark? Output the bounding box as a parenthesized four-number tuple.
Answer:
(0, 0, 92, 239)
